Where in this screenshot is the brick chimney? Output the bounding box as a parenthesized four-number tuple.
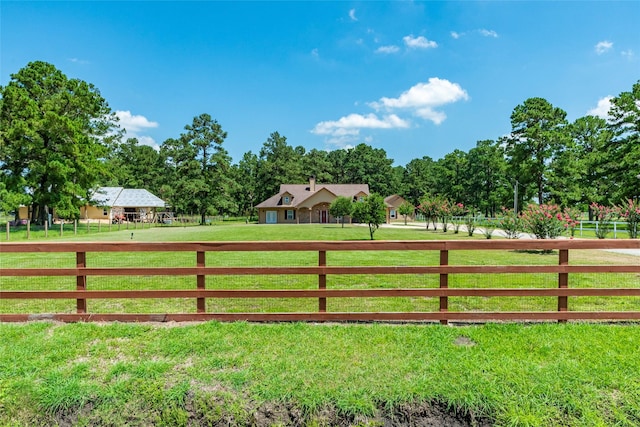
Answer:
(309, 176, 316, 192)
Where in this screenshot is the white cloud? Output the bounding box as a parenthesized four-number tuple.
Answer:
(312, 77, 469, 146)
(312, 113, 409, 136)
(312, 113, 409, 147)
(451, 29, 498, 39)
(595, 40, 613, 55)
(349, 8, 357, 21)
(116, 110, 159, 133)
(587, 96, 613, 118)
(403, 35, 437, 49)
(479, 29, 498, 38)
(621, 49, 634, 58)
(369, 77, 469, 125)
(375, 45, 400, 54)
(68, 57, 89, 64)
(115, 110, 159, 149)
(311, 48, 319, 58)
(137, 136, 158, 148)
(414, 108, 447, 125)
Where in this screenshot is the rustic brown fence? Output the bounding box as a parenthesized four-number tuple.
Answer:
(1, 240, 639, 323)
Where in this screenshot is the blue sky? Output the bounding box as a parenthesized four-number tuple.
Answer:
(2, 1, 639, 166)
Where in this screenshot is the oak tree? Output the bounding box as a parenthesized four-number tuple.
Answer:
(0, 61, 120, 223)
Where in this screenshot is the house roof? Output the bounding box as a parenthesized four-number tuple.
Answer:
(255, 183, 369, 209)
(384, 194, 411, 208)
(91, 187, 166, 208)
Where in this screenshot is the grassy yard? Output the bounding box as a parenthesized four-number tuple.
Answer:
(1, 321, 639, 426)
(1, 224, 640, 426)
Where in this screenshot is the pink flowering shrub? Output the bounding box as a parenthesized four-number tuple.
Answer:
(519, 204, 566, 239)
(449, 202, 467, 233)
(590, 202, 620, 239)
(561, 207, 582, 238)
(617, 199, 640, 239)
(418, 196, 440, 230)
(498, 207, 521, 239)
(437, 200, 452, 232)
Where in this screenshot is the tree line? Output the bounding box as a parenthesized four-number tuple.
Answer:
(1, 61, 639, 224)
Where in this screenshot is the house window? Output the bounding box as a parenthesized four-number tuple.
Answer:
(286, 210, 295, 220)
(358, 196, 364, 202)
(103, 209, 108, 216)
(390, 209, 396, 219)
(283, 196, 290, 204)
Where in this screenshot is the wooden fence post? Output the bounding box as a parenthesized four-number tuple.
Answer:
(440, 249, 449, 325)
(5, 222, 9, 241)
(197, 251, 206, 313)
(77, 251, 87, 314)
(26, 221, 30, 240)
(558, 249, 569, 323)
(319, 250, 327, 312)
(44, 220, 48, 238)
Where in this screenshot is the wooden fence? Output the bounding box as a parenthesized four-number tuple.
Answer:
(1, 240, 639, 323)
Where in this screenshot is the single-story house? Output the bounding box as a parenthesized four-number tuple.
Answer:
(256, 177, 369, 224)
(19, 187, 168, 223)
(384, 195, 415, 223)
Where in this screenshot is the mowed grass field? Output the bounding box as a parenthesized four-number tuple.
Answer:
(1, 224, 640, 426)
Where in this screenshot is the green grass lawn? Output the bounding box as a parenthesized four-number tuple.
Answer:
(1, 224, 640, 426)
(1, 321, 639, 426)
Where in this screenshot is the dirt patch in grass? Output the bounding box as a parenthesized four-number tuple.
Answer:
(50, 397, 492, 427)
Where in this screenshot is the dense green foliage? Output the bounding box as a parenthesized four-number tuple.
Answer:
(0, 61, 120, 224)
(352, 194, 387, 239)
(328, 195, 353, 228)
(160, 113, 234, 224)
(2, 61, 639, 223)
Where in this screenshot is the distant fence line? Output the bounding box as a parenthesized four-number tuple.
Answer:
(3, 215, 240, 240)
(1, 240, 639, 324)
(417, 216, 635, 239)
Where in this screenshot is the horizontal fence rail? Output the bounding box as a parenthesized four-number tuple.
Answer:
(1, 240, 639, 323)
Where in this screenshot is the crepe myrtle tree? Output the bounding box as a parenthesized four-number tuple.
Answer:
(352, 193, 387, 240)
(398, 201, 414, 225)
(329, 196, 353, 228)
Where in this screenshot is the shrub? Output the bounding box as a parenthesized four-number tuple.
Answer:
(561, 207, 582, 238)
(465, 214, 477, 237)
(480, 217, 496, 239)
(439, 200, 452, 232)
(519, 204, 566, 239)
(418, 196, 440, 231)
(498, 207, 521, 239)
(617, 199, 639, 239)
(590, 202, 619, 239)
(449, 203, 466, 234)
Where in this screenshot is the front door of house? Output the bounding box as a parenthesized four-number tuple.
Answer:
(320, 210, 328, 223)
(266, 211, 277, 224)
